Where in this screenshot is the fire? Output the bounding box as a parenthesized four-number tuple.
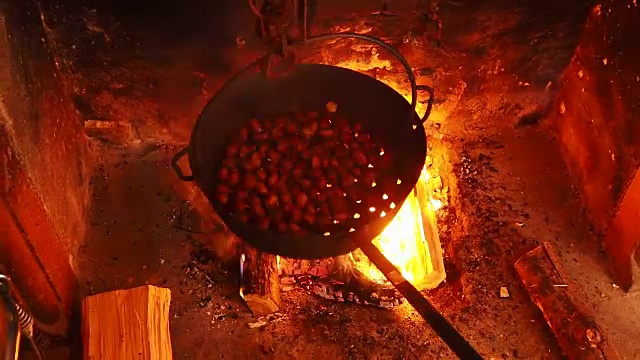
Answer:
(316, 42, 445, 288)
(350, 167, 440, 287)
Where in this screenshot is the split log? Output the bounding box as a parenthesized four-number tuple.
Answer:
(241, 245, 280, 316)
(81, 285, 172, 360)
(515, 244, 619, 360)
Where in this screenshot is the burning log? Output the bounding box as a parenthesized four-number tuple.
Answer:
(241, 245, 281, 316)
(277, 253, 407, 308)
(81, 285, 172, 360)
(302, 275, 404, 308)
(278, 252, 410, 308)
(515, 244, 619, 360)
(274, 170, 446, 308)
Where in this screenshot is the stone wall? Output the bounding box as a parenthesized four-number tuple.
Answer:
(550, 0, 640, 288)
(551, 1, 640, 232)
(0, 0, 92, 334)
(3, 0, 91, 251)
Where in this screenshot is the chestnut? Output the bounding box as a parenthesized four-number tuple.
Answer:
(216, 107, 392, 235)
(243, 174, 257, 189)
(265, 194, 279, 208)
(295, 193, 309, 208)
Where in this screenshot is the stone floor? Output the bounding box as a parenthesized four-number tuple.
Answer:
(31, 0, 640, 358)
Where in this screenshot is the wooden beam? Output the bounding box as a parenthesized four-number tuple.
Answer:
(82, 285, 173, 360)
(241, 245, 280, 316)
(515, 244, 619, 360)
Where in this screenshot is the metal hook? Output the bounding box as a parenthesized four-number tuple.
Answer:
(0, 275, 20, 360)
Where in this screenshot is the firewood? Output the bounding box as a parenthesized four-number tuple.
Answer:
(81, 285, 172, 360)
(515, 244, 619, 360)
(242, 245, 280, 316)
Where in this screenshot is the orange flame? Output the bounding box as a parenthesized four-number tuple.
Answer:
(351, 167, 439, 287)
(317, 48, 444, 288)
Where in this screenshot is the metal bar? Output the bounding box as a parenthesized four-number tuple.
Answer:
(357, 241, 483, 360)
(0, 275, 20, 360)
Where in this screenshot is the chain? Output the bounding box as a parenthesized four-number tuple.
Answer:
(249, 0, 293, 55)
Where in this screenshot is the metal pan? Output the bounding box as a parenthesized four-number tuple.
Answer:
(172, 33, 482, 359)
(172, 34, 432, 260)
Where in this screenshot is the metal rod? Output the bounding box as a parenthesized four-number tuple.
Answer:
(303, 0, 308, 42)
(357, 241, 483, 360)
(302, 33, 418, 113)
(0, 275, 20, 360)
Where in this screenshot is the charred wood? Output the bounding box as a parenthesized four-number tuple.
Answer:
(241, 245, 280, 316)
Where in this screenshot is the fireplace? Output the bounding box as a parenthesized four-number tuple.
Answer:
(1, 0, 640, 358)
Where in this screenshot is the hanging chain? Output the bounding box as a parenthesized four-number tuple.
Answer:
(249, 0, 307, 57)
(249, 0, 310, 78)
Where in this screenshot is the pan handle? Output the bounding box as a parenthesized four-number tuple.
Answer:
(229, 33, 430, 125)
(171, 147, 194, 182)
(303, 33, 420, 115)
(416, 84, 435, 124)
(356, 240, 483, 360)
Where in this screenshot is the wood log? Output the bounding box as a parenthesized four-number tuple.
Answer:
(81, 285, 172, 360)
(241, 245, 280, 316)
(515, 244, 619, 360)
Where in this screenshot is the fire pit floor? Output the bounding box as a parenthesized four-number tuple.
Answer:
(36, 0, 640, 358)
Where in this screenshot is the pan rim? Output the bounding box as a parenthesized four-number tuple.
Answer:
(186, 63, 427, 260)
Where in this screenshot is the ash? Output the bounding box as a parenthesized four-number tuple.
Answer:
(274, 254, 406, 309)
